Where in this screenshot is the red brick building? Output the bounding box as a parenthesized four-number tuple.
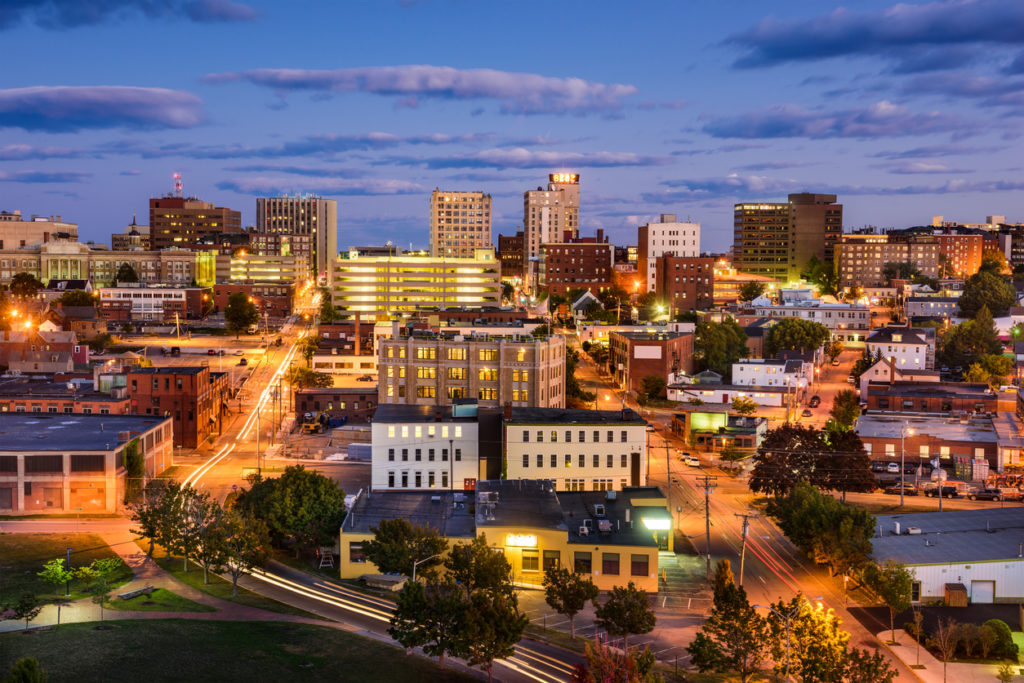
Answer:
(212, 282, 295, 319)
(934, 232, 983, 278)
(126, 366, 229, 448)
(497, 230, 524, 280)
(294, 386, 377, 424)
(539, 230, 613, 297)
(149, 196, 244, 251)
(655, 255, 715, 315)
(608, 330, 695, 396)
(864, 381, 997, 414)
(0, 379, 131, 415)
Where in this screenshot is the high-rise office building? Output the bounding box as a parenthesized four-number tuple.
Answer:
(523, 173, 580, 262)
(254, 195, 337, 279)
(732, 193, 842, 281)
(149, 196, 243, 252)
(429, 190, 491, 259)
(637, 214, 700, 293)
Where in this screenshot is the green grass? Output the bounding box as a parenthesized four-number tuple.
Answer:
(0, 533, 134, 604)
(137, 540, 326, 621)
(0, 619, 477, 682)
(105, 588, 216, 613)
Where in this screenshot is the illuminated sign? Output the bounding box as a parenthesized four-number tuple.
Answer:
(505, 534, 538, 547)
(642, 518, 671, 531)
(549, 173, 579, 184)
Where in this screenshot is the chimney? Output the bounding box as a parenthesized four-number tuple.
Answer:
(504, 402, 512, 419)
(392, 319, 400, 339)
(597, 228, 605, 243)
(354, 313, 361, 356)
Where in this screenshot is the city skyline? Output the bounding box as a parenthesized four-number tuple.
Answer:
(2, 0, 1023, 252)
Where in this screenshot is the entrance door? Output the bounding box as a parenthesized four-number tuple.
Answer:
(971, 580, 995, 604)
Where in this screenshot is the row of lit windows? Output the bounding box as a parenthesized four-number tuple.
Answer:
(523, 429, 630, 443)
(386, 424, 463, 438)
(520, 453, 630, 469)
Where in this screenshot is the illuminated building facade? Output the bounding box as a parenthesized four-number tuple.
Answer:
(149, 196, 243, 251)
(429, 190, 492, 259)
(523, 173, 580, 262)
(638, 214, 700, 293)
(214, 252, 308, 283)
(255, 195, 337, 278)
(837, 233, 939, 288)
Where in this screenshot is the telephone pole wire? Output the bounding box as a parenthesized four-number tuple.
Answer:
(734, 512, 759, 587)
(696, 474, 718, 582)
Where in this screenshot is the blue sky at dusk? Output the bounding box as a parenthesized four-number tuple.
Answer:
(1, 0, 1023, 252)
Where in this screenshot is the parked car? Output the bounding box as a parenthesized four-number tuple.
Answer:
(884, 483, 918, 496)
(808, 395, 821, 408)
(170, 346, 180, 356)
(831, 359, 841, 366)
(924, 485, 959, 498)
(801, 409, 813, 417)
(968, 488, 1003, 501)
(940, 365, 950, 373)
(207, 349, 216, 356)
(886, 462, 901, 474)
(238, 358, 248, 366)
(356, 374, 374, 382)
(870, 461, 888, 473)
(846, 375, 855, 384)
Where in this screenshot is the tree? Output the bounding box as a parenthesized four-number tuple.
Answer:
(220, 509, 271, 598)
(318, 289, 341, 323)
(749, 424, 826, 497)
(258, 465, 346, 554)
(9, 273, 43, 299)
(594, 582, 656, 650)
(299, 335, 320, 367)
(865, 560, 913, 644)
(224, 291, 259, 339)
(829, 389, 861, 430)
(738, 281, 766, 302)
(194, 500, 229, 584)
(825, 340, 845, 363)
(932, 617, 959, 682)
(845, 647, 897, 683)
(285, 367, 333, 389)
(639, 375, 666, 400)
(731, 396, 757, 416)
(37, 558, 73, 624)
(363, 518, 448, 577)
(959, 270, 1017, 317)
(543, 567, 600, 638)
(687, 560, 767, 682)
(572, 640, 659, 683)
(445, 534, 512, 598)
(965, 353, 1014, 388)
(56, 289, 95, 307)
(820, 429, 877, 503)
(766, 596, 849, 683)
(565, 349, 595, 407)
(5, 657, 47, 683)
(75, 558, 122, 622)
(115, 262, 139, 283)
(983, 619, 1018, 660)
(388, 578, 467, 669)
(980, 249, 1010, 275)
(167, 485, 214, 572)
(531, 323, 550, 338)
(462, 589, 529, 682)
(805, 257, 840, 298)
(130, 479, 173, 558)
(694, 318, 749, 379)
(940, 305, 1004, 368)
(501, 282, 514, 303)
(882, 261, 920, 281)
(764, 318, 830, 356)
(10, 593, 42, 630)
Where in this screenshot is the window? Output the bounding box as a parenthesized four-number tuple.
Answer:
(416, 386, 436, 398)
(565, 453, 572, 467)
(349, 542, 366, 563)
(388, 472, 395, 488)
(565, 430, 572, 443)
(447, 387, 465, 399)
(448, 348, 466, 360)
(579, 430, 585, 443)
(537, 430, 544, 442)
(414, 472, 422, 488)
(479, 388, 497, 400)
(621, 430, 627, 442)
(478, 368, 497, 381)
(401, 448, 408, 462)
(441, 448, 449, 461)
(523, 430, 530, 442)
(543, 550, 560, 571)
(388, 448, 395, 461)
(607, 430, 613, 442)
(521, 371, 529, 382)
(479, 349, 498, 362)
(550, 454, 557, 467)
(631, 554, 649, 577)
(621, 454, 627, 468)
(521, 550, 539, 572)
(605, 454, 612, 468)
(428, 449, 435, 462)
(448, 367, 465, 380)
(593, 430, 600, 442)
(415, 347, 436, 360)
(455, 426, 462, 438)
(522, 454, 529, 468)
(401, 426, 409, 438)
(417, 367, 436, 379)
(415, 449, 422, 462)
(455, 449, 462, 461)
(602, 553, 620, 575)
(536, 454, 543, 467)
(911, 581, 921, 602)
(428, 472, 435, 487)
(551, 430, 558, 443)
(574, 552, 592, 573)
(441, 472, 449, 488)
(593, 454, 599, 468)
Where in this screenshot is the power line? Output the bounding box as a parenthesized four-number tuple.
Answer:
(695, 474, 717, 582)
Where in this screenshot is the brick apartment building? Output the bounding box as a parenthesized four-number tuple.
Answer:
(0, 379, 130, 415)
(126, 366, 229, 448)
(538, 230, 613, 297)
(294, 386, 377, 424)
(609, 330, 695, 396)
(864, 382, 998, 415)
(654, 255, 715, 314)
(497, 230, 524, 280)
(212, 282, 295, 319)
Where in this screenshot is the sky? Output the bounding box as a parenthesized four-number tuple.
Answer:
(1, 0, 1023, 253)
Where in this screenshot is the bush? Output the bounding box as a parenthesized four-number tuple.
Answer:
(903, 622, 921, 641)
(984, 619, 1019, 660)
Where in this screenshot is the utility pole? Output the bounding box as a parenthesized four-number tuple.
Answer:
(696, 474, 717, 582)
(734, 512, 759, 587)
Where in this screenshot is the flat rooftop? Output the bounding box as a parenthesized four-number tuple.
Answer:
(855, 414, 998, 442)
(868, 382, 994, 399)
(504, 407, 645, 425)
(0, 413, 169, 451)
(560, 488, 668, 547)
(372, 403, 480, 423)
(342, 490, 475, 538)
(476, 479, 566, 531)
(873, 508, 1024, 565)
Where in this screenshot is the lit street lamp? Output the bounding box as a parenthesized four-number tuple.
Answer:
(900, 423, 915, 507)
(412, 554, 440, 583)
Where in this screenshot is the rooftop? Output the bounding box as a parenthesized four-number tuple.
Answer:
(867, 326, 935, 345)
(127, 366, 208, 376)
(560, 487, 669, 546)
(867, 381, 994, 399)
(0, 413, 169, 451)
(855, 414, 998, 442)
(341, 490, 475, 538)
(476, 479, 566, 530)
(504, 407, 645, 425)
(372, 403, 481, 423)
(610, 330, 690, 341)
(873, 508, 1024, 565)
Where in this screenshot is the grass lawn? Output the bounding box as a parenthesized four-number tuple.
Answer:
(137, 540, 326, 620)
(0, 620, 476, 682)
(105, 588, 215, 613)
(0, 533, 134, 604)
(843, 500, 936, 515)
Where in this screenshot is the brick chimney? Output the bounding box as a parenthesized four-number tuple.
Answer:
(504, 401, 512, 419)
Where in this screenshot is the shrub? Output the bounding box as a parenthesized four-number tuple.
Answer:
(984, 619, 1019, 660)
(903, 622, 921, 641)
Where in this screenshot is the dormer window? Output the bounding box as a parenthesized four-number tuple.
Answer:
(892, 334, 902, 342)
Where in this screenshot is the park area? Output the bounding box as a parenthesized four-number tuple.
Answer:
(0, 533, 133, 604)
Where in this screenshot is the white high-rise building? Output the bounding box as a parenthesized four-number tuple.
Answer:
(637, 214, 700, 293)
(523, 173, 580, 262)
(255, 195, 337, 279)
(429, 190, 492, 258)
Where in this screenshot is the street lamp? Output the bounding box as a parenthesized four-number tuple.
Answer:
(412, 554, 440, 583)
(753, 597, 823, 681)
(900, 424, 915, 507)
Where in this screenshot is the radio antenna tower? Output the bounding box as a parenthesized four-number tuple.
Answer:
(173, 172, 183, 198)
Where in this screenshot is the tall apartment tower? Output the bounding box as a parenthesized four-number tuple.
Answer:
(732, 193, 842, 281)
(255, 195, 338, 278)
(523, 173, 580, 262)
(429, 190, 492, 258)
(637, 214, 700, 293)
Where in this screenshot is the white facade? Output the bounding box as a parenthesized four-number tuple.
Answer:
(503, 421, 647, 492)
(752, 299, 871, 344)
(371, 418, 480, 491)
(638, 214, 700, 293)
(907, 560, 1024, 603)
(668, 385, 789, 407)
(577, 321, 695, 345)
(98, 287, 186, 321)
(866, 328, 935, 371)
(731, 359, 807, 387)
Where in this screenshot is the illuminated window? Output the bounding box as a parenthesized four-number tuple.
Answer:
(417, 367, 436, 379)
(448, 348, 466, 360)
(454, 426, 462, 438)
(415, 347, 436, 360)
(401, 426, 408, 438)
(388, 425, 395, 438)
(448, 367, 465, 380)
(478, 368, 497, 381)
(478, 349, 498, 362)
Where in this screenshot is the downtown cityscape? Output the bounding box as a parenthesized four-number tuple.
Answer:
(2, 1, 1024, 682)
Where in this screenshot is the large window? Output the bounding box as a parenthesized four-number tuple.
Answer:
(415, 347, 436, 360)
(448, 368, 465, 380)
(602, 553, 620, 576)
(417, 367, 436, 379)
(631, 554, 649, 577)
(574, 552, 592, 573)
(543, 550, 560, 571)
(521, 549, 539, 572)
(479, 349, 498, 362)
(478, 368, 497, 381)
(416, 386, 436, 398)
(349, 542, 365, 563)
(448, 348, 467, 360)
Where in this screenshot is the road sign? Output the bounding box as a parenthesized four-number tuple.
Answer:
(232, 484, 238, 491)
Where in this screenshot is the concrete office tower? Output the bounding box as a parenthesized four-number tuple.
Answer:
(0, 210, 77, 250)
(637, 214, 700, 293)
(732, 193, 842, 281)
(430, 190, 492, 259)
(523, 173, 580, 262)
(255, 195, 338, 279)
(149, 196, 243, 251)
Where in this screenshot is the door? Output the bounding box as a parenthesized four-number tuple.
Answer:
(971, 580, 995, 604)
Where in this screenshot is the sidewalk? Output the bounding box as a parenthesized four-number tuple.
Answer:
(884, 630, 1016, 683)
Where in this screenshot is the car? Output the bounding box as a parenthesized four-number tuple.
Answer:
(234, 350, 244, 356)
(884, 483, 918, 496)
(683, 455, 701, 467)
(954, 366, 963, 374)
(846, 375, 855, 384)
(886, 462, 901, 474)
(237, 358, 248, 366)
(170, 346, 180, 356)
(801, 409, 813, 417)
(831, 359, 841, 366)
(940, 365, 950, 373)
(924, 485, 959, 498)
(809, 395, 821, 408)
(968, 488, 1003, 501)
(356, 374, 374, 382)
(870, 461, 888, 473)
(207, 349, 216, 356)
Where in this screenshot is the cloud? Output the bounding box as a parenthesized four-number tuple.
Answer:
(0, 170, 89, 183)
(871, 143, 986, 159)
(119, 169, 141, 176)
(0, 0, 257, 30)
(0, 143, 86, 160)
(901, 72, 1024, 107)
(728, 0, 1024, 68)
(383, 147, 668, 169)
(733, 161, 815, 171)
(883, 161, 974, 174)
(223, 164, 362, 178)
(0, 86, 203, 132)
(703, 101, 966, 139)
(215, 176, 424, 196)
(203, 65, 638, 114)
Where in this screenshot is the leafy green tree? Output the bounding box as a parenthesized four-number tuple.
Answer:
(829, 389, 861, 430)
(167, 485, 214, 572)
(865, 561, 913, 644)
(820, 429, 877, 503)
(767, 595, 849, 682)
(687, 560, 767, 682)
(9, 272, 43, 299)
(543, 567, 600, 638)
(299, 335, 320, 367)
(940, 305, 1004, 367)
(804, 257, 840, 297)
(224, 291, 259, 339)
(594, 582, 656, 650)
(997, 663, 1016, 683)
(37, 558, 74, 600)
(984, 618, 1019, 660)
(749, 424, 826, 497)
(194, 500, 229, 584)
(56, 289, 95, 307)
(75, 558, 122, 621)
(825, 340, 845, 363)
(362, 518, 448, 577)
(462, 590, 529, 682)
(764, 318, 831, 356)
(731, 396, 757, 416)
(501, 282, 514, 303)
(220, 509, 271, 598)
(388, 578, 467, 669)
(445, 534, 512, 598)
(959, 270, 1017, 317)
(694, 318, 749, 379)
(639, 374, 666, 399)
(980, 249, 1010, 274)
(965, 353, 1014, 388)
(565, 349, 595, 406)
(845, 647, 897, 683)
(259, 465, 347, 554)
(882, 261, 920, 281)
(115, 262, 139, 283)
(318, 289, 341, 323)
(285, 367, 333, 388)
(5, 657, 47, 683)
(573, 640, 659, 683)
(129, 479, 174, 558)
(9, 593, 42, 630)
(738, 281, 766, 302)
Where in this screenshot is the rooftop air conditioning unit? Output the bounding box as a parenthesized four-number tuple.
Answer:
(594, 504, 606, 517)
(597, 519, 613, 533)
(579, 526, 589, 536)
(606, 489, 617, 500)
(907, 526, 922, 535)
